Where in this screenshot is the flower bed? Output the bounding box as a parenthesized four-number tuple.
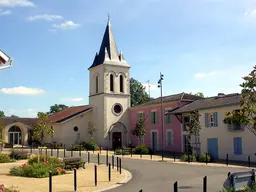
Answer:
(9, 155, 66, 178)
(0, 185, 19, 192)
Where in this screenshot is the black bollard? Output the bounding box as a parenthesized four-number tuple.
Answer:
(203, 176, 207, 192)
(100, 147, 101, 154)
(174, 181, 178, 192)
(248, 156, 251, 167)
(108, 163, 111, 181)
(162, 150, 164, 161)
(206, 153, 208, 165)
(79, 145, 82, 157)
(57, 148, 59, 158)
(112, 155, 114, 169)
(64, 144, 66, 157)
(117, 157, 119, 171)
(252, 169, 255, 183)
(71, 147, 73, 157)
(94, 165, 97, 186)
(174, 152, 176, 162)
(74, 169, 77, 192)
(98, 153, 100, 165)
(119, 158, 122, 174)
(226, 154, 229, 166)
(188, 152, 190, 163)
(88, 152, 90, 163)
(49, 171, 52, 192)
(106, 154, 108, 166)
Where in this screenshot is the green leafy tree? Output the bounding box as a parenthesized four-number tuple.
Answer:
(0, 111, 5, 117)
(88, 121, 97, 139)
(0, 121, 5, 141)
(233, 65, 256, 136)
(132, 115, 148, 145)
(194, 92, 204, 98)
(32, 112, 54, 145)
(47, 104, 69, 115)
(130, 78, 150, 107)
(184, 112, 202, 154)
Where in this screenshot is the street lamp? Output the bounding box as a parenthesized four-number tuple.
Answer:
(157, 72, 164, 152)
(0, 49, 12, 70)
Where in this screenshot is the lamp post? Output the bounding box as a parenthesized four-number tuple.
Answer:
(158, 72, 164, 152)
(0, 49, 12, 70)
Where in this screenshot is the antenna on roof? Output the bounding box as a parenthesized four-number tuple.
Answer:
(146, 80, 151, 98)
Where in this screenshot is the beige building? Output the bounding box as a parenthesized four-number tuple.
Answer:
(171, 93, 256, 162)
(1, 19, 130, 149)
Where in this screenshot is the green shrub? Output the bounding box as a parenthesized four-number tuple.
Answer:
(83, 139, 98, 150)
(198, 153, 211, 162)
(134, 145, 149, 154)
(180, 153, 197, 162)
(10, 156, 65, 178)
(28, 155, 63, 167)
(9, 150, 28, 160)
(0, 153, 14, 163)
(0, 185, 20, 192)
(114, 148, 131, 155)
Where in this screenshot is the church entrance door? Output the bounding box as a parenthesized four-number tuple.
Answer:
(112, 132, 122, 149)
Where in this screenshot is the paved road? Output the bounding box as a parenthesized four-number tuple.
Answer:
(16, 149, 251, 192)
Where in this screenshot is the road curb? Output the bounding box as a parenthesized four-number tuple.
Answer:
(94, 168, 132, 192)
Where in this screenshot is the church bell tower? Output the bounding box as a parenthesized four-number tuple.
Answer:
(88, 17, 131, 149)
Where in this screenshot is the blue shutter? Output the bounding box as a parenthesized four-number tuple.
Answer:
(213, 112, 218, 127)
(150, 112, 153, 124)
(205, 113, 209, 127)
(234, 137, 242, 155)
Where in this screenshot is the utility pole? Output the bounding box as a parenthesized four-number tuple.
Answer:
(158, 73, 164, 151)
(146, 80, 151, 98)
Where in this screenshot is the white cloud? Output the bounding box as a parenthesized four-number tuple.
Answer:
(61, 97, 84, 102)
(0, 10, 11, 15)
(28, 14, 63, 21)
(194, 71, 217, 79)
(142, 83, 159, 92)
(6, 108, 38, 117)
(52, 21, 81, 30)
(244, 9, 256, 16)
(0, 86, 45, 95)
(0, 0, 35, 7)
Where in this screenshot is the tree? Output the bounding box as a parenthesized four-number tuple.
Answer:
(233, 65, 256, 136)
(0, 111, 5, 117)
(88, 121, 97, 139)
(31, 112, 53, 145)
(130, 78, 150, 107)
(194, 92, 204, 98)
(132, 115, 148, 145)
(0, 121, 5, 141)
(47, 104, 69, 115)
(184, 112, 202, 155)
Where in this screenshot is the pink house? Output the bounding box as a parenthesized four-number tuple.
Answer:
(129, 92, 201, 153)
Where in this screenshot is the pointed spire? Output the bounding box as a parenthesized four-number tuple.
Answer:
(108, 13, 111, 26)
(104, 47, 110, 61)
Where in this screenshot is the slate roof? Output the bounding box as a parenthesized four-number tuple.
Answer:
(88, 19, 129, 69)
(49, 105, 92, 123)
(132, 92, 203, 108)
(0, 117, 38, 126)
(170, 93, 241, 114)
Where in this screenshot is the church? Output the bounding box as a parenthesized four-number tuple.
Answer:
(0, 18, 131, 149)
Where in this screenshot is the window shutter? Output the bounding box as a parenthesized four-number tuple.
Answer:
(150, 112, 153, 124)
(205, 113, 209, 127)
(238, 137, 242, 155)
(233, 137, 242, 155)
(156, 111, 158, 124)
(213, 112, 218, 127)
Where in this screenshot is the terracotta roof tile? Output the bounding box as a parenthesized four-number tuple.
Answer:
(49, 105, 91, 123)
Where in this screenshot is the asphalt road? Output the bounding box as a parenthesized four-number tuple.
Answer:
(17, 149, 251, 192)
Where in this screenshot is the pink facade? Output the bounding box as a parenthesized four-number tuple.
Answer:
(129, 100, 190, 152)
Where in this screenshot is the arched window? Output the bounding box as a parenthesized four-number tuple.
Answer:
(8, 126, 22, 145)
(96, 75, 99, 93)
(8, 126, 21, 132)
(120, 75, 124, 92)
(110, 74, 114, 92)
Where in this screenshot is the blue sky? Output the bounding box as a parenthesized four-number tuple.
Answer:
(0, 0, 256, 117)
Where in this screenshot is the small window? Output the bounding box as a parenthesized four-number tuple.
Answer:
(150, 111, 157, 124)
(166, 130, 173, 146)
(210, 114, 214, 127)
(110, 74, 114, 92)
(96, 76, 99, 93)
(165, 109, 172, 124)
(120, 75, 124, 92)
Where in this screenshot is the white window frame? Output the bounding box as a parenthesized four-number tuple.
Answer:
(166, 129, 173, 146)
